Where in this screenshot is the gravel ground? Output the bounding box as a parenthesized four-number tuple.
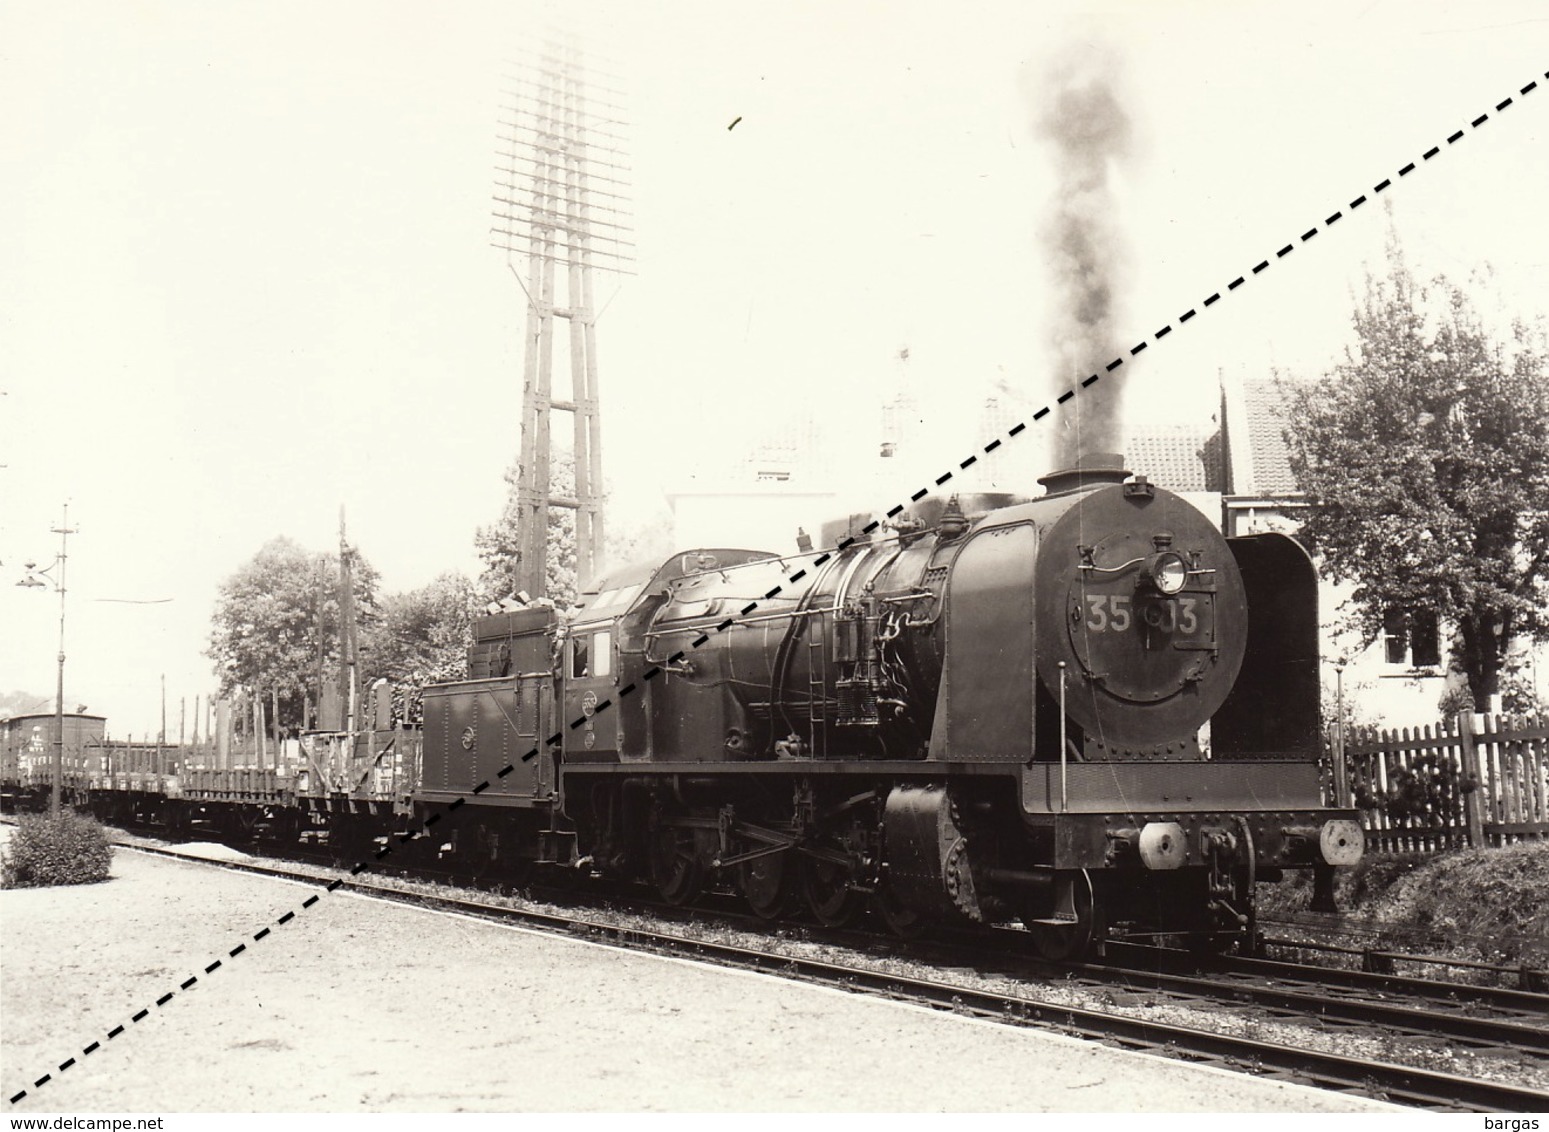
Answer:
(0, 828, 1397, 1113)
(177, 837, 1541, 1093)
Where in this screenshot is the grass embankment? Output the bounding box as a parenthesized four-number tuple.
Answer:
(1260, 841, 1549, 967)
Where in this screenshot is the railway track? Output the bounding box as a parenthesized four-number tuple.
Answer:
(421, 856, 1549, 1057)
(531, 881, 1549, 1060)
(113, 837, 1549, 1113)
(1073, 945, 1549, 1056)
(1256, 915, 1549, 992)
(1102, 939, 1549, 1023)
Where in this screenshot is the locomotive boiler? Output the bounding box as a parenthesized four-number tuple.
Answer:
(421, 452, 1363, 957)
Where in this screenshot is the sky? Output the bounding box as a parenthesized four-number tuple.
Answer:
(2, 0, 1546, 736)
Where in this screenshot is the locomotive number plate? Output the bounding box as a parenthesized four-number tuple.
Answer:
(1078, 593, 1215, 648)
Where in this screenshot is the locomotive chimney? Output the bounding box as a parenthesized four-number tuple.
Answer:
(1037, 451, 1131, 496)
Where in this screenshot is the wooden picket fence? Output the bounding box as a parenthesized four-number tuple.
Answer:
(1338, 714, 1548, 852)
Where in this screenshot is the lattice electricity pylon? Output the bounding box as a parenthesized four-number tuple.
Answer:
(492, 37, 635, 600)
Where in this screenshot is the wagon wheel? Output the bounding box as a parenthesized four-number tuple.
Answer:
(739, 849, 797, 920)
(802, 856, 860, 927)
(649, 824, 704, 906)
(234, 806, 263, 844)
(1024, 870, 1099, 962)
(272, 809, 304, 852)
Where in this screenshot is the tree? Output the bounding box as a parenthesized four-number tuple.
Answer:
(0, 691, 57, 718)
(1283, 245, 1549, 711)
(475, 452, 578, 610)
(207, 537, 380, 734)
(605, 496, 678, 575)
(360, 572, 475, 724)
(474, 451, 679, 611)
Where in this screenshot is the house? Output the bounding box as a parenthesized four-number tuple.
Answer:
(665, 413, 841, 555)
(1208, 372, 1537, 724)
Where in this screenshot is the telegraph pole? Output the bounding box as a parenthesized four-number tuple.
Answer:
(15, 505, 78, 817)
(493, 37, 634, 597)
(338, 507, 359, 736)
(52, 508, 70, 816)
(313, 555, 325, 731)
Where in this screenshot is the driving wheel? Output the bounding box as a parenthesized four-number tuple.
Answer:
(1024, 870, 1099, 961)
(649, 824, 704, 905)
(740, 850, 796, 920)
(874, 880, 927, 938)
(802, 856, 859, 927)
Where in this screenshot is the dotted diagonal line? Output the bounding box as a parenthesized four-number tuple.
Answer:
(8, 66, 1543, 1110)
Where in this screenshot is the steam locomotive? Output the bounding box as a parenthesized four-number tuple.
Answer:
(4, 453, 1361, 956)
(419, 452, 1363, 957)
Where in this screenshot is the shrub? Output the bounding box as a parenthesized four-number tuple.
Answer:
(1365, 842, 1549, 964)
(2, 811, 114, 888)
(1257, 843, 1549, 967)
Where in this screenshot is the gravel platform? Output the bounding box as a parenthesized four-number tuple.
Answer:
(1, 832, 1397, 1113)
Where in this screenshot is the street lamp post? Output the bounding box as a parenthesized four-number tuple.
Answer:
(17, 504, 77, 818)
(1333, 660, 1350, 809)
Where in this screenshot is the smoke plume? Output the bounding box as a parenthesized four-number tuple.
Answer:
(1033, 48, 1132, 467)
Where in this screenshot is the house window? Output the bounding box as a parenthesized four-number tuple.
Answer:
(1383, 609, 1407, 664)
(1383, 608, 1440, 668)
(1411, 613, 1441, 667)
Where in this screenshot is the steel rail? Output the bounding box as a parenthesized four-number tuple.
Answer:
(1072, 957, 1549, 1054)
(1258, 911, 1548, 983)
(1101, 939, 1549, 1018)
(119, 843, 1549, 1113)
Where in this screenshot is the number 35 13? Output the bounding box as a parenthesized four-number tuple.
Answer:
(1084, 594, 1198, 634)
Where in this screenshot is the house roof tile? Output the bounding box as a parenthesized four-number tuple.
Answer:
(1123, 424, 1224, 492)
(1239, 377, 1300, 495)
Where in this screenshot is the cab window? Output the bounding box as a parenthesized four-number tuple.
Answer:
(592, 629, 612, 678)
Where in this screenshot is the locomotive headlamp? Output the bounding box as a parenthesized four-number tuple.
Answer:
(1144, 551, 1189, 595)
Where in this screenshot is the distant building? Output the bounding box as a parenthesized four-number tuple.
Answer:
(666, 413, 839, 553)
(0, 711, 106, 780)
(666, 387, 1033, 553)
